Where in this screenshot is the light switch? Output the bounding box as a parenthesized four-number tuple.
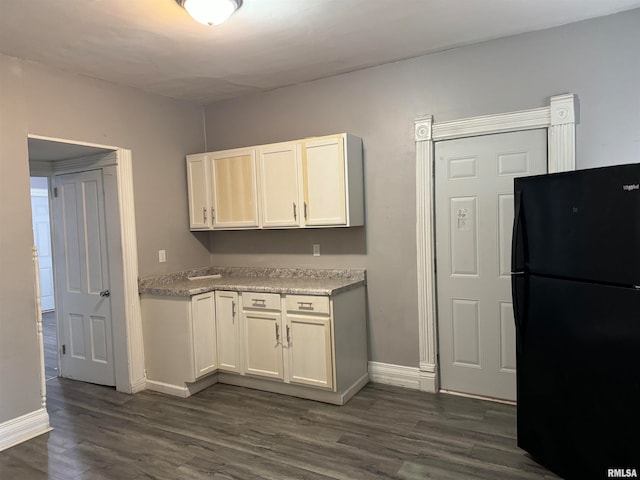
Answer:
(313, 244, 320, 257)
(159, 250, 166, 263)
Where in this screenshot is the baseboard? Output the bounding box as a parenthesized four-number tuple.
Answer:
(339, 372, 370, 404)
(218, 373, 367, 405)
(129, 377, 147, 394)
(368, 361, 421, 390)
(0, 408, 52, 452)
(145, 374, 218, 398)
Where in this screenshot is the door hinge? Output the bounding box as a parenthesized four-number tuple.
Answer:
(53, 187, 58, 198)
(61, 344, 66, 355)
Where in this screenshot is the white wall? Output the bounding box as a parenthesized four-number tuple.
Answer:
(202, 9, 640, 367)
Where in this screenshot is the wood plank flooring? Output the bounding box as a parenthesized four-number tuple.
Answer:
(42, 311, 58, 381)
(1, 311, 559, 479)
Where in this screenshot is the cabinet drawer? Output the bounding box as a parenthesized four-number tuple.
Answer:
(286, 295, 330, 314)
(242, 292, 281, 311)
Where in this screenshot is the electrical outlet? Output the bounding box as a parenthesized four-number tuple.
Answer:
(159, 250, 166, 263)
(313, 244, 320, 257)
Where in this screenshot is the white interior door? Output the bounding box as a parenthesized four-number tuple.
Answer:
(435, 130, 547, 401)
(30, 182, 55, 312)
(53, 169, 115, 386)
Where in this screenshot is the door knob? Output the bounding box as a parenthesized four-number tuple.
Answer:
(100, 290, 110, 297)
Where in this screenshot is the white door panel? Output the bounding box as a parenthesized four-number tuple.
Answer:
(53, 169, 115, 386)
(435, 130, 547, 401)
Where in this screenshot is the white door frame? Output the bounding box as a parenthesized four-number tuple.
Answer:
(414, 94, 577, 393)
(28, 134, 146, 394)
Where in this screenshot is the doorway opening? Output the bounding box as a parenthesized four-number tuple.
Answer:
(27, 135, 145, 395)
(30, 176, 58, 382)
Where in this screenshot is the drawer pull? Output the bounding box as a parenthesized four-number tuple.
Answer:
(252, 298, 267, 307)
(297, 301, 314, 310)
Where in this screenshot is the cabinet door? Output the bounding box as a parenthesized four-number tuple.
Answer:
(243, 311, 283, 379)
(186, 154, 211, 230)
(215, 291, 241, 373)
(258, 142, 303, 228)
(303, 135, 346, 226)
(191, 292, 216, 379)
(210, 148, 259, 229)
(286, 314, 333, 389)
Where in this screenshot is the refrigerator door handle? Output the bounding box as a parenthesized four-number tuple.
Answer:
(511, 274, 527, 352)
(511, 190, 525, 273)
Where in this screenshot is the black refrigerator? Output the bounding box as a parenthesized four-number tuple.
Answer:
(511, 163, 640, 479)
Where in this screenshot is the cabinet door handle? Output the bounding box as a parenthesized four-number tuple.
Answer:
(298, 301, 314, 310)
(304, 202, 308, 220)
(275, 323, 280, 341)
(211, 207, 215, 223)
(293, 202, 297, 221)
(203, 207, 207, 223)
(231, 301, 236, 320)
(286, 324, 291, 344)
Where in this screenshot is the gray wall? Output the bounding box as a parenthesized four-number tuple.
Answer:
(203, 9, 640, 367)
(0, 54, 207, 424)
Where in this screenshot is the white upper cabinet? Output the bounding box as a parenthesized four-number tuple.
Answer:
(187, 133, 363, 230)
(303, 134, 363, 227)
(257, 141, 304, 228)
(209, 147, 259, 229)
(186, 154, 211, 230)
(303, 135, 346, 226)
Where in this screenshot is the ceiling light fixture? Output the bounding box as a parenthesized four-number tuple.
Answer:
(176, 0, 242, 26)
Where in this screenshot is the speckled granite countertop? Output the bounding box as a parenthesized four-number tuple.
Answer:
(138, 267, 366, 297)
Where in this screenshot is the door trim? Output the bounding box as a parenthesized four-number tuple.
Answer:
(414, 94, 577, 393)
(28, 134, 145, 394)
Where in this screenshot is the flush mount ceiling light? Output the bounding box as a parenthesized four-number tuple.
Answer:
(176, 0, 242, 26)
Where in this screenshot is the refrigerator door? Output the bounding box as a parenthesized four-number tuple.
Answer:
(516, 274, 640, 479)
(513, 163, 640, 285)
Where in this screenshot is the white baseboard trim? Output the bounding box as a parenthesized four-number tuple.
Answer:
(145, 380, 191, 397)
(0, 408, 52, 452)
(129, 378, 147, 394)
(419, 369, 438, 393)
(145, 375, 218, 398)
(368, 361, 421, 390)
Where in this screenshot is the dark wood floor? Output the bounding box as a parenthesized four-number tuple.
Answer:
(42, 311, 58, 381)
(0, 313, 559, 479)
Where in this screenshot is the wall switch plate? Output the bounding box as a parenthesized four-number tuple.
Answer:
(159, 249, 166, 263)
(313, 244, 320, 257)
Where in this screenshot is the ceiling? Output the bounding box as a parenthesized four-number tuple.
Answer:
(28, 138, 114, 162)
(1, 0, 639, 105)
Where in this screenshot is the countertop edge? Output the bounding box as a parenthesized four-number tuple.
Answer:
(139, 279, 365, 298)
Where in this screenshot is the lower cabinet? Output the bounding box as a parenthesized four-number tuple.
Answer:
(141, 292, 216, 396)
(242, 293, 334, 390)
(215, 291, 241, 373)
(286, 312, 333, 389)
(141, 286, 368, 404)
(242, 292, 284, 379)
(192, 292, 217, 378)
